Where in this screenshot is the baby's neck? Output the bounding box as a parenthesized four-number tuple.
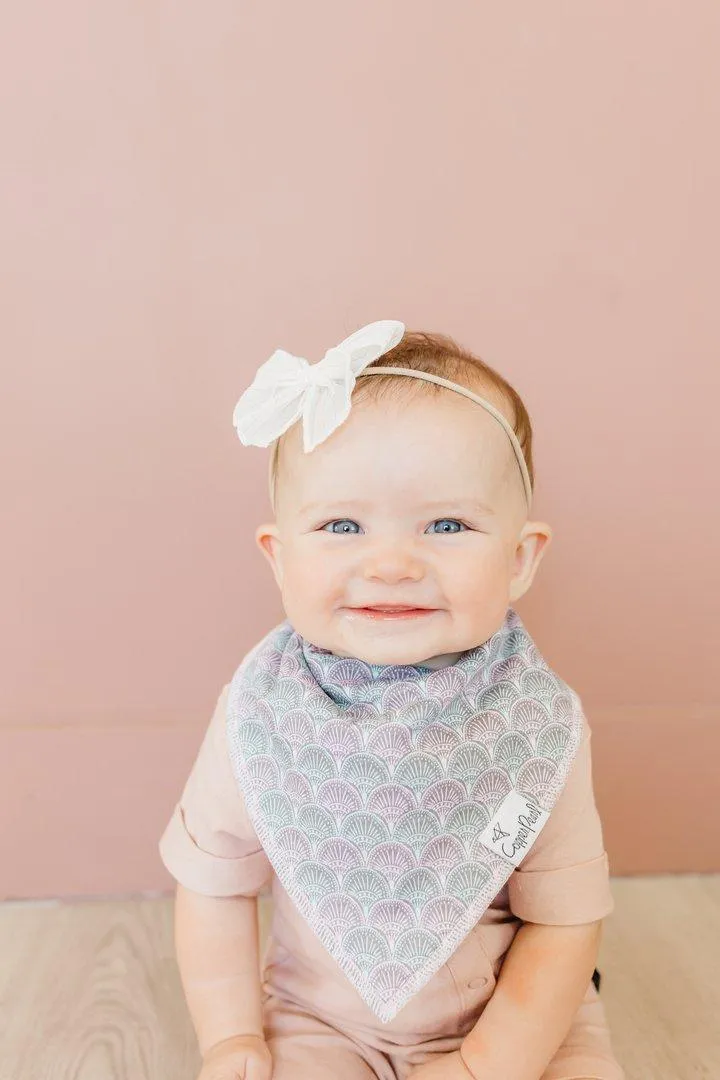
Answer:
(312, 638, 464, 670)
(418, 650, 462, 670)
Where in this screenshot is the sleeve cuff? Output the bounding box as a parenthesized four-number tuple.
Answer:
(508, 852, 614, 924)
(158, 803, 273, 898)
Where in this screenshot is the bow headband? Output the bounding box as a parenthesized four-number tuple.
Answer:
(232, 320, 533, 509)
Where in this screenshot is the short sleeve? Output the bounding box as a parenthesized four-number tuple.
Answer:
(158, 683, 273, 897)
(507, 718, 614, 925)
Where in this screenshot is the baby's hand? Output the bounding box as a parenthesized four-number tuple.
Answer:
(197, 1034, 272, 1080)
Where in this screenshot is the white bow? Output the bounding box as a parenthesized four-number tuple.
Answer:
(233, 320, 405, 453)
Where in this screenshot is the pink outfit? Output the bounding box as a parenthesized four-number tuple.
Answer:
(159, 684, 625, 1079)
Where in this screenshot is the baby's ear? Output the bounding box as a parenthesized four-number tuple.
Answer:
(255, 523, 284, 589)
(508, 521, 553, 603)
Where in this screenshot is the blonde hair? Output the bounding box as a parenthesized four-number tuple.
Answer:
(268, 330, 535, 510)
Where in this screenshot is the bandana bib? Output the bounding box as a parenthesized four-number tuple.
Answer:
(226, 607, 585, 1022)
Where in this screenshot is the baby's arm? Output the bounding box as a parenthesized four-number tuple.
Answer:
(459, 918, 602, 1080)
(174, 883, 268, 1064)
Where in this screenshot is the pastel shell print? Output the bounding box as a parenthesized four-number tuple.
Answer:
(394, 927, 440, 967)
(392, 809, 442, 857)
(296, 804, 334, 844)
(341, 752, 391, 794)
(470, 767, 512, 811)
(226, 607, 585, 1022)
(445, 801, 491, 843)
(446, 862, 492, 902)
(342, 926, 390, 972)
(258, 790, 294, 829)
(420, 896, 465, 936)
(319, 718, 362, 760)
(447, 742, 491, 783)
(282, 769, 313, 804)
(463, 709, 508, 749)
(552, 692, 576, 725)
(420, 779, 466, 819)
(509, 698, 549, 736)
(276, 709, 313, 749)
(489, 654, 528, 684)
(419, 834, 465, 875)
(316, 893, 364, 936)
(425, 666, 466, 702)
(341, 811, 390, 850)
(316, 836, 364, 875)
(396, 700, 442, 727)
(478, 680, 518, 714)
(417, 724, 461, 759)
(367, 723, 412, 764)
(324, 656, 368, 682)
(492, 731, 534, 779)
(394, 866, 442, 907)
(366, 783, 417, 823)
(367, 898, 415, 939)
(535, 724, 570, 761)
(373, 961, 413, 1001)
(366, 841, 415, 883)
(375, 664, 425, 685)
(295, 745, 336, 786)
(393, 752, 444, 792)
(316, 777, 363, 819)
(247, 754, 280, 791)
(293, 861, 339, 903)
(236, 720, 270, 757)
(380, 683, 424, 712)
(520, 669, 559, 704)
(343, 867, 391, 910)
(516, 757, 558, 801)
(273, 676, 305, 710)
(270, 734, 293, 770)
(274, 825, 312, 865)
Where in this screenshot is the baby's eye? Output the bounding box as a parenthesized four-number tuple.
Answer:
(426, 518, 468, 534)
(322, 519, 362, 534)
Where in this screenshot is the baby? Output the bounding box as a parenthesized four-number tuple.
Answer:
(159, 322, 624, 1080)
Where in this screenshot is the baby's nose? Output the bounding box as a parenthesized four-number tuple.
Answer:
(361, 544, 425, 583)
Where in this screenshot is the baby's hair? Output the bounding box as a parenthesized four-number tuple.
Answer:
(269, 330, 534, 510)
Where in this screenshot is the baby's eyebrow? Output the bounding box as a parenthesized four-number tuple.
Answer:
(297, 499, 496, 517)
(418, 499, 496, 516)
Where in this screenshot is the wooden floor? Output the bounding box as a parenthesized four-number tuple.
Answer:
(1, 875, 718, 1080)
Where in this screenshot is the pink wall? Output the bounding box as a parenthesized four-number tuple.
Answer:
(2, 2, 719, 898)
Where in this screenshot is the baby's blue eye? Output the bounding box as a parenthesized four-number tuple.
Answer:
(323, 519, 361, 534)
(321, 518, 468, 535)
(427, 519, 467, 534)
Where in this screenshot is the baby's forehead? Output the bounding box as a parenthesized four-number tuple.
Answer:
(277, 390, 521, 514)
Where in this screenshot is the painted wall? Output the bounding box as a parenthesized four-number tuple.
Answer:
(2, 1, 718, 898)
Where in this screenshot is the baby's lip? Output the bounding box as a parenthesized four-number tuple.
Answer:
(349, 604, 437, 611)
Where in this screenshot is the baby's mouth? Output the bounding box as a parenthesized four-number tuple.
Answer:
(345, 605, 438, 620)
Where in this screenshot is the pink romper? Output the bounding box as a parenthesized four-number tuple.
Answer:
(159, 684, 625, 1080)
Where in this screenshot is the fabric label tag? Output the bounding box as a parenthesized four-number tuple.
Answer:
(479, 790, 550, 868)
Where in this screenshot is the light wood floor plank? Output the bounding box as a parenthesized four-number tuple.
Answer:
(0, 898, 200, 1080)
(598, 876, 720, 1079)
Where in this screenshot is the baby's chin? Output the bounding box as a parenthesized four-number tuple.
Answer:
(343, 645, 452, 668)
(303, 617, 463, 669)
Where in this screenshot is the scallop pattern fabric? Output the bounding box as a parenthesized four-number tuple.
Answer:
(226, 607, 585, 1022)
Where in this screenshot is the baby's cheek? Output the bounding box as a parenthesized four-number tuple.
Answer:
(284, 548, 336, 611)
(450, 550, 508, 604)
(450, 561, 512, 644)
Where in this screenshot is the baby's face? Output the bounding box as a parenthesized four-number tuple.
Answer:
(256, 391, 552, 668)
